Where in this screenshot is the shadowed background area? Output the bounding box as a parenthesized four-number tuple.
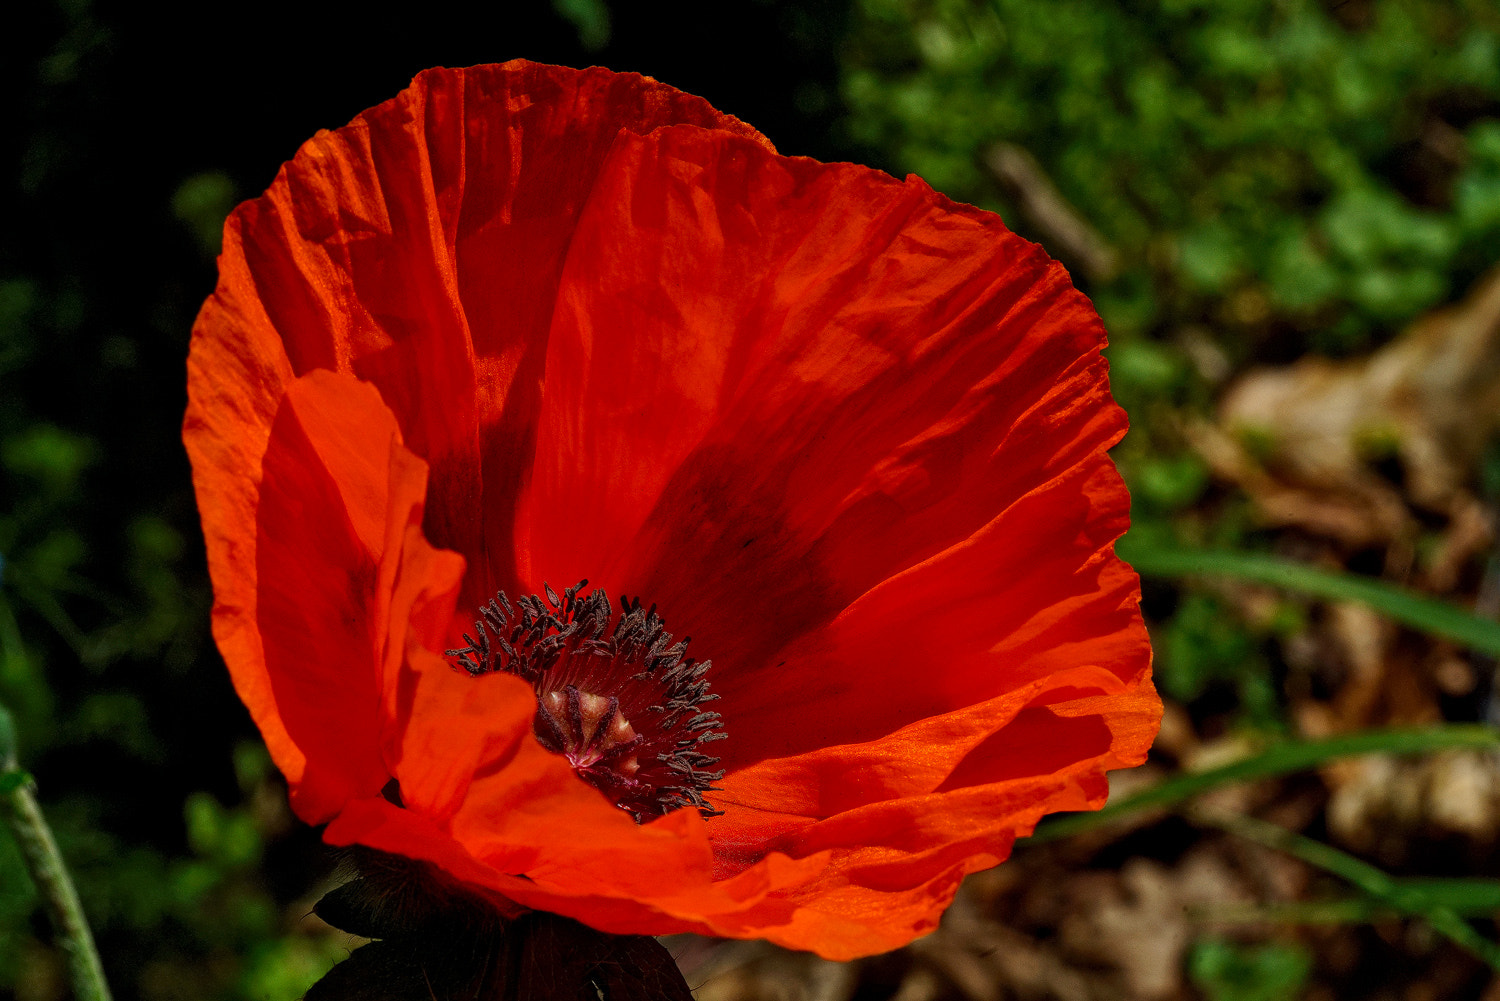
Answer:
(6, 1, 1500, 999)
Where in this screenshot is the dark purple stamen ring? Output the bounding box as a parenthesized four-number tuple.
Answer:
(447, 580, 725, 822)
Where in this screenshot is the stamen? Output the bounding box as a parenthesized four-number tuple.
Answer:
(446, 581, 725, 822)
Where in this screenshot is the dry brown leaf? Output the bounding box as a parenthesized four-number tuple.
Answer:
(1057, 853, 1251, 1000)
(1200, 266, 1500, 556)
(1221, 266, 1500, 511)
(1325, 750, 1500, 861)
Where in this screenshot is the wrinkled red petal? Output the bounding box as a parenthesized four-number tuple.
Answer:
(217, 61, 769, 613)
(718, 461, 1143, 762)
(520, 124, 1126, 692)
(199, 370, 461, 821)
(498, 121, 1158, 950)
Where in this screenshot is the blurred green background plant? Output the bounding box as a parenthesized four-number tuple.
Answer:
(846, 0, 1500, 354)
(4, 1, 1500, 1000)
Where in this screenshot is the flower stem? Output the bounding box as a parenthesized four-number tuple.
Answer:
(0, 705, 112, 1001)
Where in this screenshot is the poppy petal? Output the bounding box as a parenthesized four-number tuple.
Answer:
(496, 119, 1157, 954)
(519, 123, 1128, 704)
(205, 369, 465, 822)
(221, 61, 769, 613)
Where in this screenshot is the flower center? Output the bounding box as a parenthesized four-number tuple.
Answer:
(446, 580, 725, 822)
(535, 688, 641, 772)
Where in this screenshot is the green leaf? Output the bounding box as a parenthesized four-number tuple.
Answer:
(0, 703, 14, 769)
(1394, 877, 1500, 913)
(1189, 938, 1311, 1001)
(2, 426, 96, 495)
(1134, 454, 1211, 511)
(1118, 540, 1500, 658)
(1157, 592, 1259, 701)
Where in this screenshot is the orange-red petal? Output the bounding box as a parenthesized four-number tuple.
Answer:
(518, 124, 1128, 693)
(211, 61, 770, 614)
(190, 369, 463, 821)
(497, 120, 1157, 951)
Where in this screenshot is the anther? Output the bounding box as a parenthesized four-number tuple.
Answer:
(447, 581, 725, 822)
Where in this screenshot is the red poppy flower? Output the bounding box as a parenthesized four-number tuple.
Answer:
(184, 60, 1158, 960)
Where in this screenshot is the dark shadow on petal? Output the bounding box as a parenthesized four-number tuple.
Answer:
(936, 707, 1114, 793)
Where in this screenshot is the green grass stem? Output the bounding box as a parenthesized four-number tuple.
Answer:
(1120, 541, 1500, 658)
(0, 704, 112, 1001)
(1194, 808, 1500, 971)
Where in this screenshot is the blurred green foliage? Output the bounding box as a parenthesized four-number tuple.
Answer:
(1159, 592, 1280, 724)
(0, 733, 343, 998)
(170, 173, 237, 260)
(844, 0, 1500, 354)
(552, 0, 613, 51)
(0, 3, 344, 997)
(1189, 938, 1313, 1001)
